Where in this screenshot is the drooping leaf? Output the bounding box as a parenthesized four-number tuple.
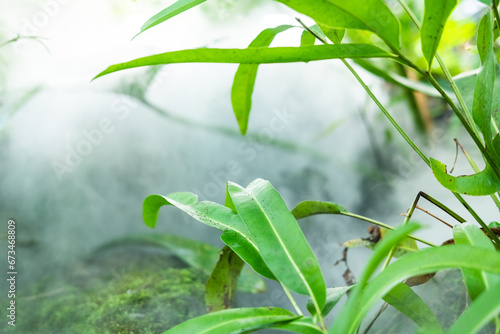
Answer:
(473, 11, 495, 144)
(306, 286, 353, 317)
(232, 25, 294, 135)
(162, 307, 298, 334)
(316, 23, 345, 44)
(96, 233, 264, 293)
(383, 282, 442, 332)
(291, 200, 347, 219)
(143, 193, 275, 283)
(453, 223, 500, 301)
(134, 0, 207, 38)
(330, 244, 500, 334)
(205, 245, 245, 313)
(448, 279, 500, 334)
(380, 227, 419, 257)
(94, 44, 396, 79)
(430, 158, 500, 195)
(270, 317, 324, 334)
(274, 0, 400, 49)
(228, 179, 326, 312)
(421, 0, 457, 68)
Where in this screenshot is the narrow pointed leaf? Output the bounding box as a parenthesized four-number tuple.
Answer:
(94, 44, 396, 79)
(449, 279, 500, 334)
(383, 282, 442, 332)
(205, 245, 245, 313)
(232, 25, 294, 135)
(135, 0, 207, 38)
(143, 193, 275, 282)
(162, 307, 298, 334)
(270, 317, 324, 334)
(473, 11, 495, 143)
(306, 286, 353, 317)
(275, 0, 400, 49)
(330, 245, 500, 334)
(421, 0, 457, 68)
(300, 30, 316, 47)
(430, 158, 500, 195)
(291, 200, 347, 219)
(228, 179, 326, 310)
(453, 223, 500, 300)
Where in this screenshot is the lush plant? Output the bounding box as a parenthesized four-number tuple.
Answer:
(95, 0, 500, 333)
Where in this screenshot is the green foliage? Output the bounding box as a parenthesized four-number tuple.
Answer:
(95, 0, 500, 332)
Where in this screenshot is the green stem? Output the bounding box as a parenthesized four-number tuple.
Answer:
(281, 284, 304, 317)
(492, 0, 500, 34)
(342, 212, 437, 247)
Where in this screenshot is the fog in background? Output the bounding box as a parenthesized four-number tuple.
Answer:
(0, 0, 498, 332)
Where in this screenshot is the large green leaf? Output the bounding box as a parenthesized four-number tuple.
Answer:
(330, 244, 500, 334)
(275, 0, 400, 49)
(430, 158, 500, 195)
(142, 193, 276, 282)
(453, 223, 500, 300)
(205, 245, 244, 313)
(421, 0, 457, 68)
(134, 0, 207, 38)
(162, 307, 298, 334)
(383, 282, 442, 332)
(232, 25, 294, 135)
(228, 179, 326, 312)
(473, 11, 495, 144)
(306, 286, 353, 317)
(94, 44, 396, 79)
(448, 279, 500, 334)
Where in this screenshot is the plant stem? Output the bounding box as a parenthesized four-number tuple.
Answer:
(342, 212, 437, 247)
(281, 284, 303, 316)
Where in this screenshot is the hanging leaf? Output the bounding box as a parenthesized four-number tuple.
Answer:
(291, 200, 347, 219)
(228, 179, 326, 312)
(205, 245, 245, 313)
(274, 0, 400, 49)
(94, 44, 396, 79)
(300, 30, 316, 47)
(430, 158, 500, 195)
(473, 11, 495, 144)
(232, 25, 294, 135)
(162, 307, 299, 334)
(421, 0, 457, 68)
(134, 0, 207, 38)
(383, 282, 442, 332)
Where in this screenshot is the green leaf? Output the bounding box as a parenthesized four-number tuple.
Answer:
(316, 23, 345, 44)
(270, 317, 324, 333)
(330, 244, 500, 334)
(383, 282, 442, 332)
(473, 11, 495, 144)
(232, 25, 294, 135)
(205, 245, 245, 313)
(430, 157, 500, 195)
(448, 279, 500, 334)
(134, 0, 207, 38)
(291, 200, 347, 219)
(275, 0, 400, 49)
(421, 0, 457, 68)
(306, 286, 353, 317)
(228, 179, 326, 311)
(96, 233, 264, 293)
(453, 223, 500, 301)
(162, 307, 299, 334)
(221, 230, 276, 281)
(143, 193, 275, 283)
(300, 30, 316, 47)
(94, 44, 396, 79)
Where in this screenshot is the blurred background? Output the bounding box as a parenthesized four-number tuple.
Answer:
(0, 0, 497, 333)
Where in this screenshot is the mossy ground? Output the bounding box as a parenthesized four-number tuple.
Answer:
(4, 246, 207, 334)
